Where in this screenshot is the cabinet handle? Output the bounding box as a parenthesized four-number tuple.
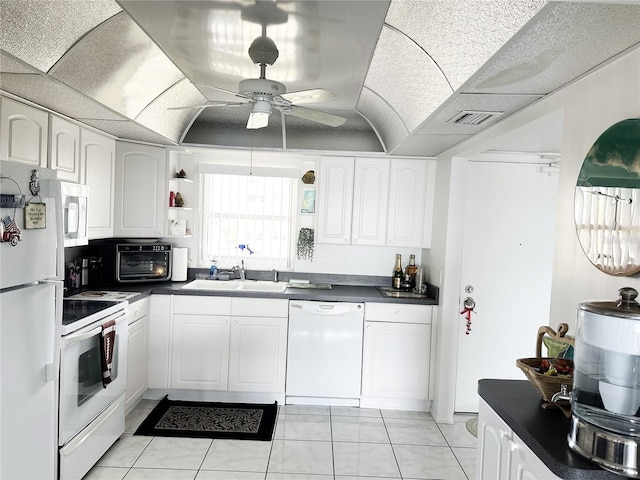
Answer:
(498, 428, 510, 441)
(233, 320, 238, 325)
(508, 440, 518, 452)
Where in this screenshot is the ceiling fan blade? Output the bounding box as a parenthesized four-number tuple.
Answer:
(286, 106, 346, 127)
(281, 88, 335, 105)
(168, 102, 246, 111)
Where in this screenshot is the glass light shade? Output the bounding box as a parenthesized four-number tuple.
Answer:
(246, 100, 272, 129)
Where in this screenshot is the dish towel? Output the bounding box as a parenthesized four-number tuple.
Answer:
(100, 320, 116, 387)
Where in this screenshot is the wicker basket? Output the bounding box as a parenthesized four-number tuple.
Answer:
(516, 324, 574, 402)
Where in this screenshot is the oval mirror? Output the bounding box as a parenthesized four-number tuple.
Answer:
(574, 118, 640, 276)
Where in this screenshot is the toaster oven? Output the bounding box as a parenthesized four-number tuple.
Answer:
(100, 242, 172, 283)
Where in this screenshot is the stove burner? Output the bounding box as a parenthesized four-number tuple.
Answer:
(62, 299, 119, 326)
(70, 291, 139, 301)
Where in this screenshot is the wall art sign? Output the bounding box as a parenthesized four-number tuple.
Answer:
(24, 203, 46, 229)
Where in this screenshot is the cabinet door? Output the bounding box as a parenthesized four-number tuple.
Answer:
(315, 156, 354, 244)
(0, 97, 48, 167)
(352, 157, 389, 246)
(148, 295, 171, 389)
(361, 321, 431, 399)
(170, 314, 230, 390)
(50, 115, 81, 182)
(228, 316, 288, 393)
(81, 129, 116, 239)
(114, 141, 166, 237)
(477, 398, 511, 480)
(509, 432, 562, 480)
(387, 159, 426, 247)
(125, 314, 148, 414)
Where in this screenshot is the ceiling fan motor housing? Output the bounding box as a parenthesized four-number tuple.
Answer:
(248, 35, 279, 66)
(239, 78, 287, 97)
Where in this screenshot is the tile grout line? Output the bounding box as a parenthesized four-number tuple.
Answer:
(380, 411, 405, 480)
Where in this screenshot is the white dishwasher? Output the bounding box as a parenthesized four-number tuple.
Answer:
(286, 300, 364, 406)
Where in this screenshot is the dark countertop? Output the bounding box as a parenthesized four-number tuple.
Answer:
(88, 281, 439, 305)
(478, 379, 620, 480)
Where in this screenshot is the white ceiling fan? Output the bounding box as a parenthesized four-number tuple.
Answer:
(170, 32, 347, 130)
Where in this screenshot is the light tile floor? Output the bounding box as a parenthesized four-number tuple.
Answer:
(85, 400, 478, 480)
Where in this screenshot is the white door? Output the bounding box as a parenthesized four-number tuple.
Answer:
(455, 160, 559, 412)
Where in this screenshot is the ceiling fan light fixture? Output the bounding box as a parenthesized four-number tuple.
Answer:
(247, 100, 272, 129)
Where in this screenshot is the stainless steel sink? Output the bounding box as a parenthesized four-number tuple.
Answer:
(377, 286, 428, 299)
(181, 279, 288, 293)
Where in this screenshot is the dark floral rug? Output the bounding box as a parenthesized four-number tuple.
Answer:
(134, 396, 277, 441)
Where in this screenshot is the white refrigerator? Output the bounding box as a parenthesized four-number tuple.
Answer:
(0, 161, 63, 479)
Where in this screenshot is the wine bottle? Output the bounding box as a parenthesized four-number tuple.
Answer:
(392, 254, 403, 289)
(406, 254, 418, 289)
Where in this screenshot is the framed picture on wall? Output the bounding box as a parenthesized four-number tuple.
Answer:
(301, 189, 316, 213)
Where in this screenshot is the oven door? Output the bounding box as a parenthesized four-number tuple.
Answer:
(59, 310, 128, 446)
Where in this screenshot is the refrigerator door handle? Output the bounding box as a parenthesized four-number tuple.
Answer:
(44, 279, 63, 382)
(54, 182, 66, 280)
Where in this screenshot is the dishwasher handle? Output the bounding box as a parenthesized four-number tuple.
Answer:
(289, 301, 363, 316)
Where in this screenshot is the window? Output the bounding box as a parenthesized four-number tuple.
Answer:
(200, 172, 297, 270)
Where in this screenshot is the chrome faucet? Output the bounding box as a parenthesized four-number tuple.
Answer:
(550, 384, 571, 404)
(272, 269, 279, 282)
(232, 259, 246, 280)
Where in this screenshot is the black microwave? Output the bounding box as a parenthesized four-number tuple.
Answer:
(100, 242, 172, 284)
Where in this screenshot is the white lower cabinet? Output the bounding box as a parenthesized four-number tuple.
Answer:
(360, 303, 433, 410)
(171, 313, 230, 390)
(228, 315, 288, 393)
(152, 295, 288, 395)
(477, 398, 562, 480)
(125, 298, 149, 414)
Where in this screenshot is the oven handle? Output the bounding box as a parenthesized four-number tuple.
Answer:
(63, 310, 129, 348)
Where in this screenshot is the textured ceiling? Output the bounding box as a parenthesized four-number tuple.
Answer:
(0, 1, 639, 157)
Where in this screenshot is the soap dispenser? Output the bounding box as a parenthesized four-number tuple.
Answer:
(209, 260, 218, 279)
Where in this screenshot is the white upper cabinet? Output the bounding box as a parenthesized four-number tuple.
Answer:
(0, 97, 48, 167)
(316, 155, 429, 248)
(315, 156, 354, 245)
(114, 141, 166, 238)
(352, 157, 390, 245)
(81, 129, 116, 239)
(49, 115, 81, 182)
(387, 159, 427, 247)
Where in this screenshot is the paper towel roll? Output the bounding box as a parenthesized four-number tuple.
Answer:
(172, 247, 188, 281)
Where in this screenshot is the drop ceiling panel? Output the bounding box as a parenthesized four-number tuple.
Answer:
(390, 133, 471, 157)
(465, 2, 640, 94)
(79, 119, 174, 145)
(385, 0, 546, 90)
(50, 13, 185, 119)
(356, 86, 409, 153)
(0, 0, 122, 72)
(0, 52, 40, 74)
(118, 0, 389, 108)
(364, 26, 453, 132)
(415, 93, 543, 135)
(0, 72, 124, 121)
(135, 79, 208, 143)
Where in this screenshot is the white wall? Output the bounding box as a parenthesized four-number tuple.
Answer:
(428, 46, 640, 422)
(549, 48, 640, 329)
